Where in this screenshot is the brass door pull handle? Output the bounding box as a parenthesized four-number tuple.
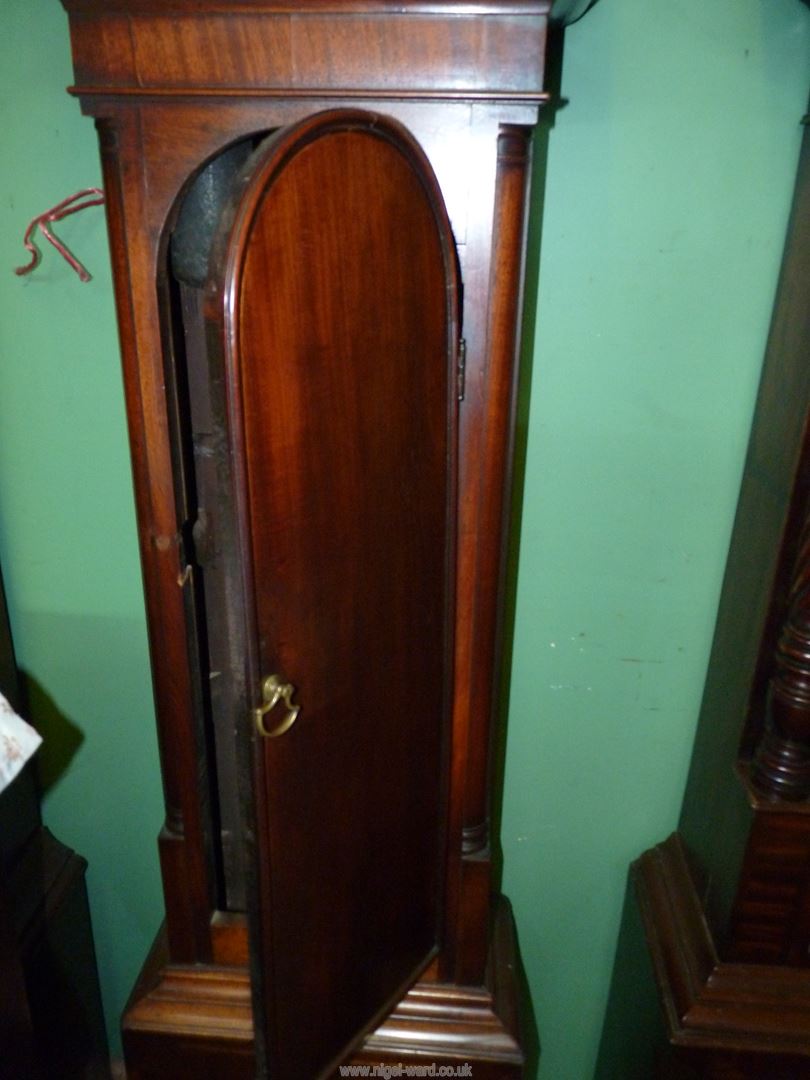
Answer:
(254, 674, 300, 737)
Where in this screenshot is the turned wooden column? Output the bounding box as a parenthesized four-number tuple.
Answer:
(751, 513, 810, 800)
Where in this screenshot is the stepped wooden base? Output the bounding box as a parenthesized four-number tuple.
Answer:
(122, 896, 526, 1079)
(635, 832, 810, 1078)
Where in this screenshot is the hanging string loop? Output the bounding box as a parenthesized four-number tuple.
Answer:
(14, 187, 105, 283)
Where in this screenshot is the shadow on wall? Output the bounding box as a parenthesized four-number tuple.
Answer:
(4, 609, 163, 1055)
(593, 868, 707, 1080)
(18, 670, 85, 794)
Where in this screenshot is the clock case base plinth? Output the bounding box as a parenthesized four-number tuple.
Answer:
(122, 897, 526, 1079)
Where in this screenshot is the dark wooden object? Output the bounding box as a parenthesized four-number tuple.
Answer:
(0, 569, 110, 1080)
(59, 1, 562, 1076)
(629, 110, 810, 1077)
(635, 835, 810, 1078)
(215, 112, 460, 1079)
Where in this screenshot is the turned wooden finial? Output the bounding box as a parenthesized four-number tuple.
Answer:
(752, 517, 810, 799)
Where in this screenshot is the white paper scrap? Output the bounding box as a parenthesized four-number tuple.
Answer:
(0, 690, 41, 793)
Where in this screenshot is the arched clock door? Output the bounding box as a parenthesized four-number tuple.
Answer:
(205, 110, 460, 1080)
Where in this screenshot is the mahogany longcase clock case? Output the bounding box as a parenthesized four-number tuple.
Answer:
(59, 1, 574, 1075)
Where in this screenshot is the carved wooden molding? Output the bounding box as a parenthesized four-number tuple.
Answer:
(125, 898, 523, 1075)
(635, 833, 810, 1058)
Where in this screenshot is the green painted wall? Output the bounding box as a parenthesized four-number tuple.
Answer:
(0, 0, 164, 1038)
(0, 1, 806, 1075)
(501, 3, 809, 1078)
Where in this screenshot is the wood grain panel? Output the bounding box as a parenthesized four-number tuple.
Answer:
(97, 113, 219, 962)
(288, 15, 546, 94)
(132, 15, 292, 88)
(69, 13, 135, 86)
(635, 833, 810, 1070)
(65, 8, 547, 98)
(209, 110, 459, 1079)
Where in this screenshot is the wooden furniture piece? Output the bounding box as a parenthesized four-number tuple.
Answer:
(0, 566, 110, 1080)
(629, 104, 810, 1078)
(59, 2, 583, 1075)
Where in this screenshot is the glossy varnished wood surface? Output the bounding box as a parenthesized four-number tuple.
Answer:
(209, 111, 459, 1079)
(727, 787, 810, 966)
(61, 0, 544, 1072)
(89, 88, 537, 983)
(636, 834, 810, 1077)
(62, 0, 549, 103)
(124, 898, 524, 1077)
